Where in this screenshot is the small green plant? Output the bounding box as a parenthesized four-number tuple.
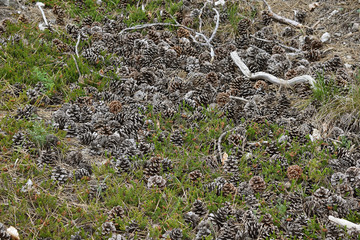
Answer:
(31, 67, 55, 90)
(312, 73, 340, 102)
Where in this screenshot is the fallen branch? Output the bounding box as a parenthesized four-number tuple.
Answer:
(118, 2, 220, 60)
(250, 35, 302, 53)
(262, 0, 308, 29)
(75, 33, 81, 58)
(71, 55, 81, 79)
(36, 2, 49, 27)
(229, 96, 249, 102)
(230, 51, 316, 88)
(329, 215, 360, 232)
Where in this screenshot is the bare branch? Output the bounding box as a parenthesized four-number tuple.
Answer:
(75, 33, 81, 58)
(329, 216, 360, 232)
(230, 51, 316, 88)
(209, 8, 220, 43)
(118, 22, 181, 35)
(229, 96, 249, 102)
(71, 55, 81, 78)
(36, 2, 49, 27)
(250, 35, 302, 52)
(262, 0, 308, 29)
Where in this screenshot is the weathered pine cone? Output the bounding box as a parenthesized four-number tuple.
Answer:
(222, 182, 237, 196)
(108, 100, 122, 114)
(287, 165, 303, 180)
(249, 176, 266, 193)
(177, 27, 190, 38)
(189, 170, 203, 182)
(216, 92, 230, 106)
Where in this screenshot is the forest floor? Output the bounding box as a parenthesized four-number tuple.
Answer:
(0, 0, 360, 239)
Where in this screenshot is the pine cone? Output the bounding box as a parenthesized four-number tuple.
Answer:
(147, 175, 166, 190)
(253, 80, 268, 90)
(37, 149, 58, 167)
(114, 156, 132, 174)
(249, 176, 266, 193)
(238, 18, 251, 35)
(305, 50, 321, 62)
(52, 4, 65, 25)
(160, 158, 172, 173)
(65, 151, 83, 166)
(170, 130, 183, 146)
(261, 11, 272, 25)
(108, 100, 122, 114)
(16, 104, 37, 119)
(177, 27, 190, 38)
(101, 221, 116, 236)
(169, 228, 183, 240)
(144, 157, 162, 178)
(313, 187, 331, 200)
(108, 206, 125, 220)
(294, 11, 306, 23)
(206, 72, 219, 88)
(147, 29, 161, 44)
(336, 183, 353, 198)
(181, 17, 193, 27)
(216, 92, 230, 106)
(51, 166, 71, 184)
(89, 182, 107, 200)
(192, 200, 208, 217)
(189, 170, 203, 182)
(222, 182, 237, 196)
(272, 45, 285, 55)
(345, 167, 360, 186)
(217, 219, 238, 240)
(18, 14, 28, 23)
(287, 165, 303, 180)
(183, 211, 200, 228)
(223, 155, 239, 174)
(75, 168, 91, 180)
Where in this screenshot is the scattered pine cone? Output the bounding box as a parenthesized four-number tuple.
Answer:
(177, 27, 190, 38)
(262, 11, 272, 26)
(216, 92, 230, 106)
(108, 206, 125, 220)
(238, 18, 251, 35)
(287, 165, 303, 180)
(206, 72, 219, 88)
(249, 176, 266, 193)
(101, 221, 116, 236)
(144, 157, 162, 179)
(222, 182, 237, 196)
(147, 175, 166, 190)
(18, 14, 28, 23)
(189, 170, 203, 182)
(108, 100, 122, 114)
(253, 80, 268, 90)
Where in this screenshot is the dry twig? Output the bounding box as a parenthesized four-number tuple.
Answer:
(262, 0, 309, 29)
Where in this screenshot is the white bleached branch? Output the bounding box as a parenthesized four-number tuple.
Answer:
(75, 33, 81, 58)
(230, 51, 316, 88)
(262, 0, 308, 29)
(329, 215, 360, 232)
(36, 2, 49, 28)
